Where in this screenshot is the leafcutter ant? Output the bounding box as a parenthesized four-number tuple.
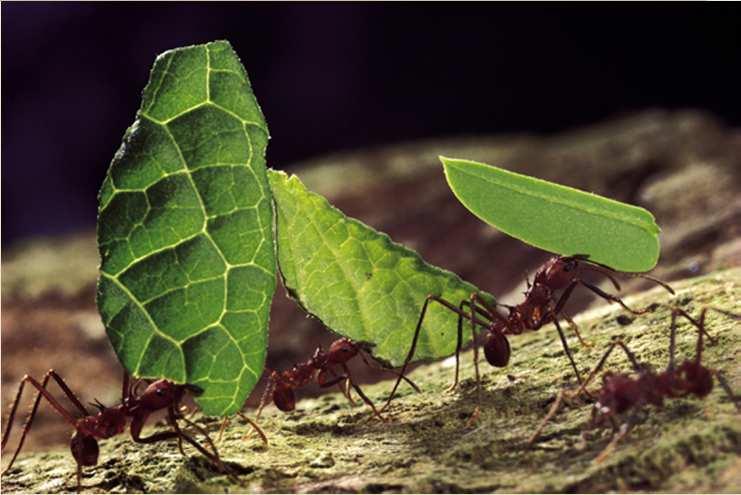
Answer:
(384, 254, 674, 411)
(1, 370, 226, 489)
(527, 306, 740, 462)
(257, 337, 420, 422)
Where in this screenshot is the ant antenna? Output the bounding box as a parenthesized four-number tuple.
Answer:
(89, 399, 107, 412)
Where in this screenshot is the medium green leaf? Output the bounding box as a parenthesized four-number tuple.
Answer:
(268, 170, 492, 367)
(97, 41, 276, 416)
(441, 157, 660, 272)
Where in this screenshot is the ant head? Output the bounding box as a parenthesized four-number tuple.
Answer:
(327, 338, 359, 364)
(273, 383, 296, 412)
(539, 255, 583, 289)
(70, 431, 99, 467)
(677, 361, 714, 398)
(139, 379, 186, 411)
(483, 331, 510, 368)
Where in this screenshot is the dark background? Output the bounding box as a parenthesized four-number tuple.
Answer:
(3, 3, 741, 245)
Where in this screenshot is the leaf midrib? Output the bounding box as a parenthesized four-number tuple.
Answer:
(447, 161, 657, 234)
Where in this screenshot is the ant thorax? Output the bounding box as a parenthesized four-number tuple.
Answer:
(76, 407, 127, 439)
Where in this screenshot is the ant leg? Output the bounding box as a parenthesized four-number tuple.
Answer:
(528, 339, 631, 446)
(580, 258, 675, 295)
(133, 408, 220, 466)
(216, 417, 231, 443)
(235, 412, 269, 445)
(256, 373, 277, 421)
(713, 371, 741, 412)
(629, 273, 675, 295)
(550, 283, 592, 348)
(2, 371, 87, 474)
(594, 418, 634, 464)
(343, 378, 356, 406)
(442, 295, 498, 393)
(340, 363, 385, 421)
(563, 313, 591, 347)
(318, 369, 385, 421)
(357, 350, 421, 393)
(130, 410, 214, 463)
(578, 279, 654, 315)
(527, 388, 568, 446)
(530, 338, 644, 447)
(337, 368, 358, 406)
(321, 367, 356, 406)
(571, 339, 627, 398)
(469, 298, 481, 404)
(446, 298, 486, 394)
(382, 294, 495, 411)
(665, 306, 740, 372)
(122, 371, 130, 402)
(446, 299, 473, 394)
(552, 281, 578, 317)
(381, 295, 449, 411)
(174, 409, 220, 459)
(166, 407, 229, 476)
(469, 293, 508, 321)
(553, 319, 584, 385)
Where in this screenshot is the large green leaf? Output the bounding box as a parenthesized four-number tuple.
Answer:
(441, 157, 661, 272)
(268, 170, 491, 367)
(97, 41, 275, 416)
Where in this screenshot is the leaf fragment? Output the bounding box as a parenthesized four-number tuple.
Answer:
(268, 170, 492, 366)
(441, 157, 661, 272)
(97, 41, 275, 416)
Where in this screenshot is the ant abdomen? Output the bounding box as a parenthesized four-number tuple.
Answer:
(273, 384, 296, 412)
(483, 331, 510, 367)
(70, 431, 99, 467)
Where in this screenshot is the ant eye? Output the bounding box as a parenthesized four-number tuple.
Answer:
(156, 389, 165, 396)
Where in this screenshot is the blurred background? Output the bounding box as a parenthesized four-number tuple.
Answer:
(4, 3, 741, 243)
(3, 4, 741, 453)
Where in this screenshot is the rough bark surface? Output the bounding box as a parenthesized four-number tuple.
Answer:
(2, 109, 741, 492)
(2, 270, 740, 493)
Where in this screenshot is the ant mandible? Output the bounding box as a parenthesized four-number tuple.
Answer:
(384, 254, 675, 410)
(257, 337, 420, 422)
(527, 306, 741, 461)
(1, 370, 223, 489)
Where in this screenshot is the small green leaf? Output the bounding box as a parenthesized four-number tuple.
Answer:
(441, 157, 660, 272)
(268, 170, 492, 366)
(97, 41, 276, 416)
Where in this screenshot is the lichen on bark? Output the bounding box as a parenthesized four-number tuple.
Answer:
(3, 268, 739, 493)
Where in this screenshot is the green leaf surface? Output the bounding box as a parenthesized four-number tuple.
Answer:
(268, 170, 491, 367)
(441, 157, 660, 272)
(97, 41, 276, 416)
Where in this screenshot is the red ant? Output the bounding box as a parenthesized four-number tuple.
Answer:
(383, 254, 674, 410)
(527, 306, 740, 461)
(256, 337, 420, 422)
(1, 370, 224, 489)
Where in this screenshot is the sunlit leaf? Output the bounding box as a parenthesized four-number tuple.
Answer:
(97, 41, 275, 416)
(441, 157, 660, 272)
(268, 170, 492, 366)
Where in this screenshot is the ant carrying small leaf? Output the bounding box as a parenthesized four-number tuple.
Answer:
(217, 337, 420, 441)
(256, 337, 419, 422)
(383, 254, 674, 412)
(1, 370, 242, 489)
(527, 306, 740, 462)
